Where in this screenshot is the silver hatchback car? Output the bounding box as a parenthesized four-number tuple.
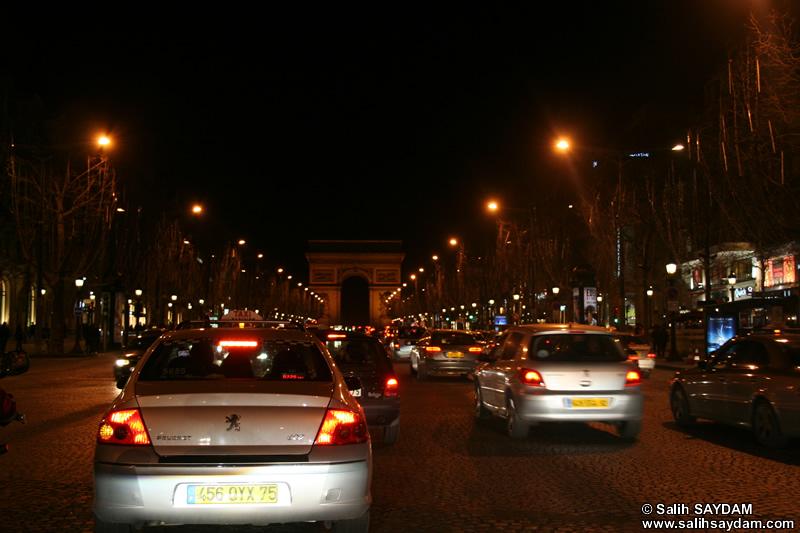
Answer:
(474, 324, 644, 439)
(93, 324, 371, 532)
(670, 332, 800, 447)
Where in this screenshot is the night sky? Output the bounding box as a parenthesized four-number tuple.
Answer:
(2, 1, 773, 280)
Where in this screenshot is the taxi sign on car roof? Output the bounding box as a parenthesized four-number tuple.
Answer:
(221, 310, 262, 321)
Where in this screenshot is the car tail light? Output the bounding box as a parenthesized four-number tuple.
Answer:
(327, 334, 347, 339)
(518, 368, 545, 386)
(625, 370, 642, 387)
(314, 409, 369, 445)
(425, 346, 441, 353)
(219, 340, 259, 347)
(646, 351, 656, 359)
(384, 377, 399, 397)
(468, 346, 482, 353)
(393, 342, 400, 349)
(627, 353, 639, 361)
(97, 409, 151, 445)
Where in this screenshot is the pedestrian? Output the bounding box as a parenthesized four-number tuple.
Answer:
(14, 325, 24, 351)
(0, 322, 10, 354)
(651, 324, 668, 359)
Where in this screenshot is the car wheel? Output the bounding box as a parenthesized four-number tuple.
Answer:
(506, 397, 529, 439)
(753, 401, 789, 448)
(382, 422, 400, 445)
(474, 384, 491, 420)
(670, 386, 696, 426)
(617, 419, 642, 439)
(417, 362, 429, 381)
(330, 509, 370, 533)
(94, 516, 134, 533)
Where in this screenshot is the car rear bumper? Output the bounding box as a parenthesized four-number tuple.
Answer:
(516, 390, 644, 423)
(424, 359, 478, 375)
(93, 459, 371, 526)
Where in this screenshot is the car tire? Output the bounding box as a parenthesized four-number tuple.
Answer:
(417, 361, 429, 381)
(331, 509, 370, 533)
(506, 397, 529, 439)
(94, 516, 134, 533)
(617, 419, 642, 439)
(474, 384, 491, 420)
(670, 385, 696, 426)
(382, 422, 400, 445)
(753, 401, 789, 448)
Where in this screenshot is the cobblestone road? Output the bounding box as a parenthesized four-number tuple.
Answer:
(1, 355, 798, 532)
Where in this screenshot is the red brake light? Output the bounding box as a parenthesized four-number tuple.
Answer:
(468, 346, 482, 353)
(314, 409, 369, 445)
(627, 353, 639, 361)
(219, 340, 258, 347)
(425, 346, 441, 353)
(327, 334, 347, 339)
(625, 370, 642, 387)
(97, 409, 151, 445)
(646, 352, 656, 359)
(384, 377, 399, 397)
(518, 368, 545, 386)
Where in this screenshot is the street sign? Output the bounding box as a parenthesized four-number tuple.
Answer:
(666, 287, 679, 300)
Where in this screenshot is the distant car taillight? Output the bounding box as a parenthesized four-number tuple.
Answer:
(627, 353, 639, 361)
(314, 409, 369, 445)
(425, 346, 441, 353)
(625, 370, 642, 387)
(97, 409, 151, 445)
(646, 351, 656, 359)
(468, 346, 482, 353)
(384, 377, 399, 397)
(518, 368, 545, 386)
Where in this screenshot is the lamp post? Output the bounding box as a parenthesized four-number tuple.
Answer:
(665, 259, 679, 361)
(70, 278, 85, 354)
(728, 271, 737, 302)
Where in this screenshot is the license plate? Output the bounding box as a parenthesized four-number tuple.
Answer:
(188, 484, 279, 505)
(567, 398, 609, 408)
(351, 388, 362, 397)
(446, 351, 465, 358)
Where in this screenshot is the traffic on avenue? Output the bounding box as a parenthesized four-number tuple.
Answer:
(0, 350, 798, 533)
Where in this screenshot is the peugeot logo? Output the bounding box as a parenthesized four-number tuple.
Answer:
(225, 414, 241, 432)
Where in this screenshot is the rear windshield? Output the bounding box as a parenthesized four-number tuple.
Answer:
(323, 337, 390, 370)
(397, 327, 425, 339)
(138, 337, 333, 381)
(527, 334, 626, 362)
(431, 332, 478, 345)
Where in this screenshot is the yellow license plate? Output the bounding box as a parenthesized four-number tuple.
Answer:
(446, 351, 465, 358)
(188, 484, 278, 505)
(568, 398, 609, 408)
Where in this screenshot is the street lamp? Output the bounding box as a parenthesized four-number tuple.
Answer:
(665, 259, 679, 361)
(70, 278, 85, 354)
(728, 271, 737, 302)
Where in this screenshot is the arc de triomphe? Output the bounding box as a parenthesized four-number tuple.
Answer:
(306, 240, 404, 328)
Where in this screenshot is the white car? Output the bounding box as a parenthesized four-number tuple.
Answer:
(93, 322, 371, 532)
(615, 333, 656, 377)
(474, 324, 644, 439)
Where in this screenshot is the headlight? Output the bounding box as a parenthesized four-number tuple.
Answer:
(115, 359, 130, 367)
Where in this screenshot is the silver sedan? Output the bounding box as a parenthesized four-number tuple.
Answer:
(93, 325, 371, 532)
(474, 324, 644, 439)
(670, 332, 800, 447)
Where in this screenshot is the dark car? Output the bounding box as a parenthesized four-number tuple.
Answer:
(319, 331, 401, 444)
(409, 329, 483, 380)
(113, 328, 165, 380)
(670, 332, 800, 447)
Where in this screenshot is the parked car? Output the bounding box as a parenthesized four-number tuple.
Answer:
(669, 332, 800, 447)
(319, 330, 401, 444)
(615, 332, 656, 377)
(389, 326, 426, 361)
(113, 328, 165, 380)
(94, 321, 371, 532)
(474, 324, 644, 439)
(409, 329, 483, 380)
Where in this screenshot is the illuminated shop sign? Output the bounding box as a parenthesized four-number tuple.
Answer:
(764, 255, 796, 288)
